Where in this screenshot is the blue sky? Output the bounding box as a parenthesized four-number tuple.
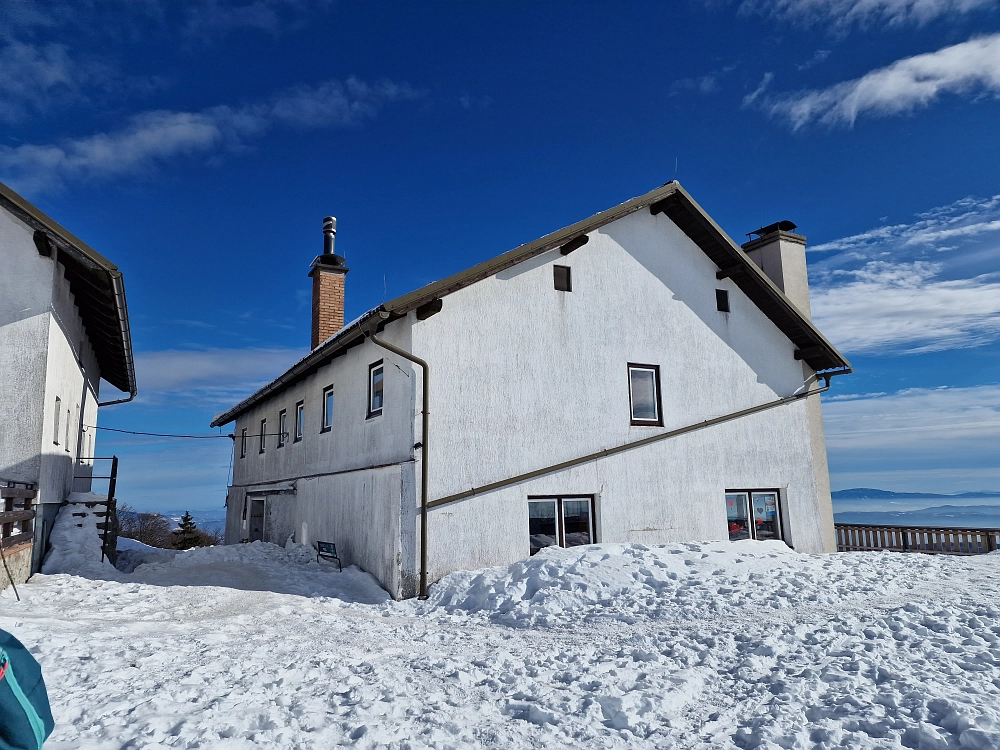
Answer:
(2, 0, 998, 511)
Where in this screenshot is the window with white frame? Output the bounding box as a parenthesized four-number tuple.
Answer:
(294, 401, 304, 442)
(259, 418, 267, 454)
(368, 361, 384, 418)
(277, 409, 287, 447)
(527, 496, 596, 555)
(628, 363, 662, 426)
(240, 428, 247, 458)
(322, 385, 334, 432)
(726, 490, 783, 543)
(53, 397, 61, 444)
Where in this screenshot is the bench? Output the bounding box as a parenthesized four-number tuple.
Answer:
(315, 541, 342, 571)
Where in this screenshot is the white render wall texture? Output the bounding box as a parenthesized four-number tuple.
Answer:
(1, 204, 101, 574)
(223, 206, 838, 597)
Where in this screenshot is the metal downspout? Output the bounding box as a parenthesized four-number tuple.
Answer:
(365, 314, 430, 600)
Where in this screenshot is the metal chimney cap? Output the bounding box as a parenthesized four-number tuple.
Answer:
(747, 220, 797, 239)
(323, 216, 337, 233)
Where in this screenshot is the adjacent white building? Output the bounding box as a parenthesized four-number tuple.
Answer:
(212, 182, 851, 599)
(0, 182, 136, 589)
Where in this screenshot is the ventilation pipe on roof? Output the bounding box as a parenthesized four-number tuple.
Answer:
(309, 216, 349, 350)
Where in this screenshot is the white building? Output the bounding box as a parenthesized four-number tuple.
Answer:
(212, 182, 851, 599)
(0, 182, 136, 589)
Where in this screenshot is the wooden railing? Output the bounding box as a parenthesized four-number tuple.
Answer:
(836, 523, 1000, 556)
(1, 482, 37, 549)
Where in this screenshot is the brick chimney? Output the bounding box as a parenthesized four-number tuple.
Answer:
(741, 220, 811, 319)
(309, 216, 349, 349)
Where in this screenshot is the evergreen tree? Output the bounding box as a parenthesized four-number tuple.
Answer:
(172, 511, 201, 550)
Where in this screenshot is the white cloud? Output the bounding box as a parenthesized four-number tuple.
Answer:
(764, 34, 1000, 129)
(181, 0, 328, 39)
(742, 72, 774, 106)
(738, 0, 993, 28)
(671, 64, 739, 97)
(0, 40, 159, 123)
(132, 347, 306, 407)
(797, 49, 831, 71)
(0, 77, 422, 193)
(812, 263, 1000, 353)
(808, 193, 1000, 354)
(823, 385, 1000, 492)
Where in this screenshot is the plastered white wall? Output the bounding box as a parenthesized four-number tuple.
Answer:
(410, 207, 834, 581)
(221, 205, 838, 595)
(226, 326, 417, 596)
(1, 205, 104, 574)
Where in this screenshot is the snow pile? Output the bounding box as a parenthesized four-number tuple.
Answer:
(114, 536, 177, 573)
(6, 539, 1000, 749)
(118, 539, 391, 603)
(421, 540, 945, 628)
(40, 493, 120, 579)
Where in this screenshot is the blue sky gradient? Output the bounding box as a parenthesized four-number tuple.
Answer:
(2, 0, 998, 510)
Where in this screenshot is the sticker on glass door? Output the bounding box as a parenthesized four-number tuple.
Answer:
(528, 496, 595, 555)
(726, 490, 782, 542)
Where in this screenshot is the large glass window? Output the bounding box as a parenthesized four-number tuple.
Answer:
(752, 492, 781, 541)
(726, 490, 783, 543)
(628, 363, 662, 426)
(527, 496, 596, 555)
(322, 385, 334, 432)
(368, 361, 384, 418)
(726, 492, 751, 541)
(528, 500, 558, 555)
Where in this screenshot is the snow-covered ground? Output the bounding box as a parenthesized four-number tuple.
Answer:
(2, 501, 1000, 749)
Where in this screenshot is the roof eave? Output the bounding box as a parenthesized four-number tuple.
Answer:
(209, 179, 850, 425)
(0, 181, 137, 396)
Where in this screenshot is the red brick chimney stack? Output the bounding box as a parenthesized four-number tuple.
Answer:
(309, 216, 349, 349)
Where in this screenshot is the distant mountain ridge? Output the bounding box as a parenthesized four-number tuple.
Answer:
(832, 488, 1000, 500)
(835, 504, 1000, 529)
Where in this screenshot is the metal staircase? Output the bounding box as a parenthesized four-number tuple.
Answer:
(73, 456, 119, 564)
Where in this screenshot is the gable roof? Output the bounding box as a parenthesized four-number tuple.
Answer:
(0, 182, 136, 397)
(210, 181, 849, 427)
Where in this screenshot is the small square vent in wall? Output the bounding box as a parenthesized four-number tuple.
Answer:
(554, 265, 572, 292)
(716, 289, 730, 313)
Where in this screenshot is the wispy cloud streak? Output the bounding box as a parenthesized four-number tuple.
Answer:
(763, 34, 1000, 129)
(0, 77, 422, 193)
(131, 347, 307, 408)
(737, 0, 993, 28)
(809, 194, 1000, 354)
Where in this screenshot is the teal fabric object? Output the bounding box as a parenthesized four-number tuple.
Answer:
(0, 629, 54, 750)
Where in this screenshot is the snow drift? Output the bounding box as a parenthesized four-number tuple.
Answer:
(10, 528, 1000, 748)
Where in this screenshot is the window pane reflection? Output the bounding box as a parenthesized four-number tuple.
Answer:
(630, 368, 657, 421)
(562, 500, 592, 547)
(371, 367, 384, 411)
(528, 501, 558, 555)
(752, 493, 781, 541)
(726, 493, 750, 541)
